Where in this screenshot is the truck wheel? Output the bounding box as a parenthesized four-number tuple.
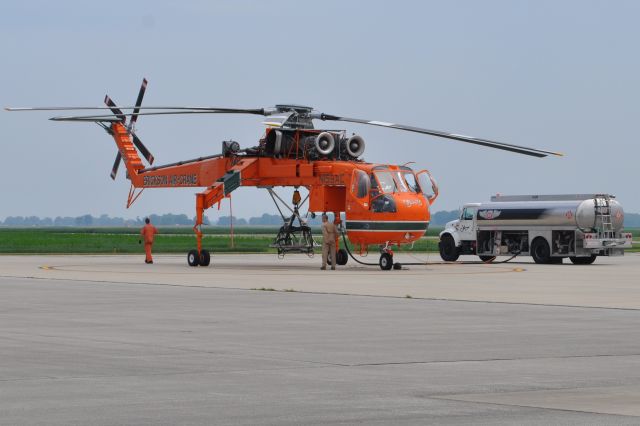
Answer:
(439, 234, 460, 262)
(379, 253, 393, 270)
(199, 249, 211, 267)
(479, 255, 496, 263)
(531, 238, 551, 264)
(336, 248, 348, 265)
(550, 257, 563, 264)
(569, 255, 597, 265)
(187, 249, 200, 267)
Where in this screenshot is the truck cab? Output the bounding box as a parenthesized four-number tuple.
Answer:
(439, 203, 482, 262)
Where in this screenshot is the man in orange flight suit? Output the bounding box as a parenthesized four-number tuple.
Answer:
(140, 217, 158, 264)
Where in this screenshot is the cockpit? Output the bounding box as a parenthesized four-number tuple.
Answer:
(350, 166, 437, 213)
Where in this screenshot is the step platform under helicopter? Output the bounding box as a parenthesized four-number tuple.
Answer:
(265, 187, 318, 258)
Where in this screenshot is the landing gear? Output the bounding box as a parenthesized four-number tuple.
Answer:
(328, 248, 348, 266)
(379, 252, 393, 270)
(336, 248, 348, 266)
(187, 249, 200, 267)
(187, 249, 211, 267)
(200, 249, 211, 266)
(569, 255, 597, 265)
(188, 249, 211, 267)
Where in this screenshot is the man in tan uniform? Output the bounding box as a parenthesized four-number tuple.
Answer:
(321, 213, 337, 270)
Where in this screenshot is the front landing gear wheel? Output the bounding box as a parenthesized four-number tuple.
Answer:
(336, 248, 348, 265)
(379, 252, 393, 270)
(187, 250, 200, 267)
(200, 250, 211, 267)
(479, 255, 496, 263)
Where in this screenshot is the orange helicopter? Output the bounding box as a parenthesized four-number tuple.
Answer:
(6, 79, 561, 269)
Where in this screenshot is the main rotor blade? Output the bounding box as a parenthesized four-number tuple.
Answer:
(49, 110, 263, 121)
(312, 113, 563, 158)
(131, 132, 154, 165)
(6, 106, 267, 113)
(110, 152, 122, 180)
(49, 116, 124, 122)
(130, 78, 148, 126)
(104, 95, 126, 122)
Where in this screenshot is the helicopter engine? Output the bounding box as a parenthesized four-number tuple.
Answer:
(314, 132, 335, 155)
(264, 129, 365, 160)
(340, 135, 365, 158)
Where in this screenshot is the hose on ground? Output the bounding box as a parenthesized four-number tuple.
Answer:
(339, 228, 520, 267)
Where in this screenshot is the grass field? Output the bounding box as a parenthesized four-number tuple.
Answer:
(0, 227, 441, 254)
(0, 227, 637, 254)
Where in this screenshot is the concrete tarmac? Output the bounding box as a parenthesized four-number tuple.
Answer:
(1, 253, 640, 425)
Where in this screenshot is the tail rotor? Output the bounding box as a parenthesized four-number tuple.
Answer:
(106, 79, 154, 180)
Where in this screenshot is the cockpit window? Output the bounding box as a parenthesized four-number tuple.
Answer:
(392, 171, 410, 192)
(401, 172, 418, 193)
(351, 169, 370, 199)
(374, 171, 397, 193)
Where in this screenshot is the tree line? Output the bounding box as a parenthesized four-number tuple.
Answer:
(2, 211, 639, 227)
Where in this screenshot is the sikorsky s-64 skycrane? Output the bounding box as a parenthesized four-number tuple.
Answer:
(6, 79, 561, 269)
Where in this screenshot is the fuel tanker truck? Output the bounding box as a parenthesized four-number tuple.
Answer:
(439, 194, 633, 264)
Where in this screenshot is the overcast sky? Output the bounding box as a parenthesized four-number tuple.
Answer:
(1, 0, 639, 221)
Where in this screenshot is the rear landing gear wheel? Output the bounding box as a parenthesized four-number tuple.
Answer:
(200, 249, 211, 267)
(187, 250, 200, 267)
(336, 248, 348, 266)
(379, 252, 393, 270)
(569, 255, 597, 265)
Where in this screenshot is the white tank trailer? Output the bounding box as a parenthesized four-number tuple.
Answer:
(439, 194, 633, 264)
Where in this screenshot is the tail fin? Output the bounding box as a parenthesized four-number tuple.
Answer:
(110, 123, 145, 178)
(105, 79, 154, 180)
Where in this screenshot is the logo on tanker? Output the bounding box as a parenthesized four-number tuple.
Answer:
(478, 209, 501, 220)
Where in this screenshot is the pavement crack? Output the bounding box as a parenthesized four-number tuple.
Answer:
(345, 352, 640, 367)
(3, 275, 640, 312)
(430, 395, 640, 418)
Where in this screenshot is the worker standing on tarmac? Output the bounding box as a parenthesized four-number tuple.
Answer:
(321, 213, 337, 270)
(140, 217, 158, 264)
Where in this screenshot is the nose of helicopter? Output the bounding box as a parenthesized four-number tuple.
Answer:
(391, 192, 431, 241)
